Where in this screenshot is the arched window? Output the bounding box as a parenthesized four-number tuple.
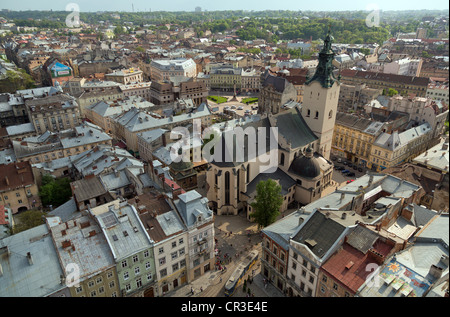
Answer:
(315, 111, 319, 119)
(328, 110, 333, 119)
(225, 171, 230, 205)
(307, 109, 311, 117)
(280, 153, 285, 166)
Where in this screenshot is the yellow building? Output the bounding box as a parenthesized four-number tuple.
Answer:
(0, 161, 40, 214)
(368, 123, 433, 172)
(332, 112, 385, 168)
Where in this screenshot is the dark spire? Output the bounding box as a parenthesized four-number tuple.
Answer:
(305, 27, 339, 88)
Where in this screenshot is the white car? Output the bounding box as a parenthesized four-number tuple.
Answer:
(237, 106, 243, 110)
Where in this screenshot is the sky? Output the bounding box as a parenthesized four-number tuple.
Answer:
(1, 0, 449, 12)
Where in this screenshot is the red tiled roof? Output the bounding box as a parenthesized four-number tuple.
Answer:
(321, 240, 393, 294)
(0, 161, 35, 193)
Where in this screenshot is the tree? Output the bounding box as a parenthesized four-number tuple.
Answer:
(249, 179, 283, 229)
(39, 175, 72, 208)
(387, 88, 399, 97)
(12, 209, 46, 234)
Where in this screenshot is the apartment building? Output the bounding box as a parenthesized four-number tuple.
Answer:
(91, 199, 157, 297)
(26, 93, 81, 134)
(369, 123, 433, 172)
(12, 122, 112, 165)
(120, 82, 152, 101)
(105, 68, 143, 85)
(388, 95, 449, 138)
(150, 77, 208, 106)
(426, 82, 449, 104)
(76, 86, 124, 116)
(150, 59, 197, 82)
(340, 69, 429, 97)
(47, 215, 120, 297)
(112, 103, 212, 153)
(332, 112, 385, 168)
(132, 192, 189, 295)
(0, 161, 40, 214)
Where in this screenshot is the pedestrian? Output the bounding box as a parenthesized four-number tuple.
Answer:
(220, 277, 222, 283)
(200, 287, 203, 292)
(191, 287, 194, 295)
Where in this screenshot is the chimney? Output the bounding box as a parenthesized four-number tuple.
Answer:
(27, 252, 33, 265)
(369, 175, 374, 186)
(341, 212, 347, 220)
(340, 193, 345, 201)
(4, 176, 9, 186)
(429, 264, 443, 280)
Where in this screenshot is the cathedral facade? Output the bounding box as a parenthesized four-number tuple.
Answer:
(206, 30, 341, 219)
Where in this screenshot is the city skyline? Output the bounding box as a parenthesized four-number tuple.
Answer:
(1, 0, 449, 12)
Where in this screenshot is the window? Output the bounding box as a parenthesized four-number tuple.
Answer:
(333, 283, 338, 291)
(159, 247, 164, 254)
(133, 255, 139, 263)
(134, 267, 140, 275)
(123, 271, 129, 280)
(172, 241, 177, 248)
(136, 278, 142, 288)
(144, 250, 149, 258)
(109, 281, 115, 289)
(121, 260, 128, 268)
(159, 257, 166, 265)
(328, 110, 333, 119)
(315, 111, 319, 119)
(160, 269, 167, 277)
(145, 262, 151, 270)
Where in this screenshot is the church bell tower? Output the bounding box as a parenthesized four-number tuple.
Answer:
(302, 28, 340, 160)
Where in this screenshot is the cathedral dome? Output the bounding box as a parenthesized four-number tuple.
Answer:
(288, 148, 321, 179)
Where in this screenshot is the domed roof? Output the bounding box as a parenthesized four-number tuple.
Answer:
(288, 149, 321, 179)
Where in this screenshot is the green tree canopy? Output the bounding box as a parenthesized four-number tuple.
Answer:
(249, 179, 283, 229)
(39, 175, 72, 208)
(12, 209, 46, 234)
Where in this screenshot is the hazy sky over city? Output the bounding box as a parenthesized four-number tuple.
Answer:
(1, 0, 448, 12)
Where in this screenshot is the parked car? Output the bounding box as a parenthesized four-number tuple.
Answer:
(231, 105, 236, 109)
(347, 163, 353, 168)
(335, 166, 344, 170)
(237, 106, 243, 110)
(347, 172, 356, 177)
(346, 179, 355, 184)
(358, 167, 363, 172)
(353, 165, 358, 170)
(343, 161, 348, 166)
(342, 169, 350, 174)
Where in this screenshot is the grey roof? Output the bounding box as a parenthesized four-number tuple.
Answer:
(262, 210, 307, 250)
(49, 215, 115, 280)
(291, 210, 347, 259)
(47, 198, 78, 223)
(275, 107, 318, 149)
(174, 190, 213, 228)
(244, 168, 296, 198)
(6, 123, 35, 136)
(345, 224, 379, 254)
(413, 140, 449, 172)
(96, 204, 153, 260)
(0, 224, 65, 297)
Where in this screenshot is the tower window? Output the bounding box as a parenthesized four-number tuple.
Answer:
(328, 110, 333, 119)
(307, 109, 311, 117)
(315, 111, 319, 119)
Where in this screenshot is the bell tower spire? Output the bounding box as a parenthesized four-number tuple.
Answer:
(305, 27, 340, 88)
(301, 27, 340, 161)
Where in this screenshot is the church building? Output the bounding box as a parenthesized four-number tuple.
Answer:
(206, 30, 341, 219)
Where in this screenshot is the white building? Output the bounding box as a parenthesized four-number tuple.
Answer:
(150, 59, 197, 82)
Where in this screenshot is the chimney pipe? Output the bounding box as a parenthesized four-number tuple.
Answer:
(27, 252, 33, 265)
